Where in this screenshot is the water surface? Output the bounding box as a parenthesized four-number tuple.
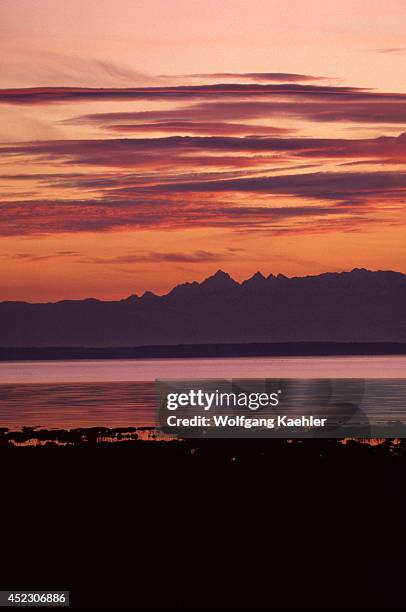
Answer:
(0, 356, 404, 430)
(1, 355, 405, 383)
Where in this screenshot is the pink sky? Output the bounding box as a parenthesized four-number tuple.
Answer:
(2, 0, 406, 90)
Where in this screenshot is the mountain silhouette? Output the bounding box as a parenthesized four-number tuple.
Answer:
(1, 268, 405, 347)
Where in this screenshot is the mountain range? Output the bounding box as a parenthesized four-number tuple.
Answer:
(1, 268, 405, 347)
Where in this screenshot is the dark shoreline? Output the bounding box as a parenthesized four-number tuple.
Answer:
(3, 429, 404, 610)
(1, 341, 406, 361)
(1, 425, 406, 450)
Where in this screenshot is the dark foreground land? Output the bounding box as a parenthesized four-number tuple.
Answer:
(1, 436, 405, 611)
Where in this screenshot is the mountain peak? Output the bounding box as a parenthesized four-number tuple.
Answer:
(123, 293, 138, 303)
(242, 271, 266, 287)
(213, 269, 232, 279)
(201, 269, 239, 289)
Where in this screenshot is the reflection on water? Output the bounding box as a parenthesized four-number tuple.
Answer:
(0, 356, 405, 430)
(0, 382, 155, 429)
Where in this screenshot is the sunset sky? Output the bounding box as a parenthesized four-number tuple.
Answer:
(1, 0, 406, 301)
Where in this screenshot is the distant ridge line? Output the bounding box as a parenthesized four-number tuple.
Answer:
(2, 267, 405, 305)
(1, 269, 405, 346)
(1, 342, 406, 361)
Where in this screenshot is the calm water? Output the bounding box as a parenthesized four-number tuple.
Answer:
(0, 356, 405, 429)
